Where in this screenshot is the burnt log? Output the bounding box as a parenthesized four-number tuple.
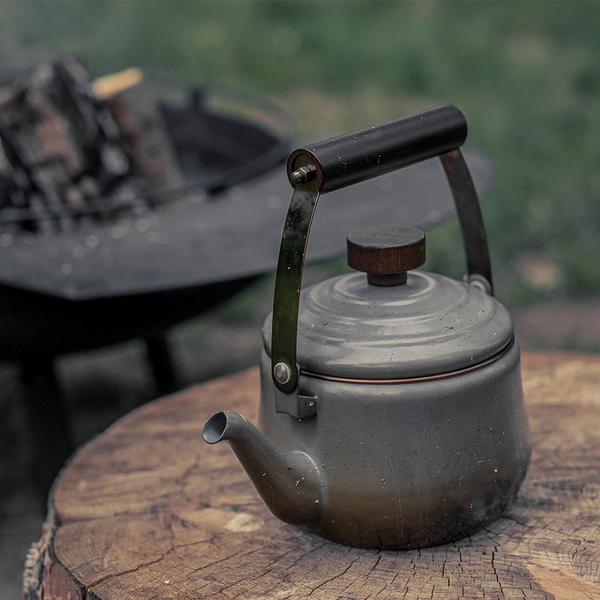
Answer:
(0, 58, 137, 222)
(93, 67, 184, 193)
(0, 58, 185, 231)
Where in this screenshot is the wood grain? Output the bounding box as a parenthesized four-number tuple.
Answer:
(23, 351, 600, 599)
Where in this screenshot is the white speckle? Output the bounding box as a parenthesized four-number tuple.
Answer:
(376, 175, 393, 192)
(110, 226, 126, 239)
(428, 209, 442, 223)
(267, 194, 282, 209)
(395, 205, 409, 219)
(164, 580, 170, 585)
(230, 186, 245, 202)
(148, 231, 169, 244)
(85, 235, 99, 248)
(135, 219, 150, 232)
(189, 190, 207, 204)
(224, 512, 264, 533)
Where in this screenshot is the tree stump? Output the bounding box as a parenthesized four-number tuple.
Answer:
(23, 351, 600, 599)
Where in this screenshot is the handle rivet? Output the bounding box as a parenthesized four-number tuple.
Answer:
(290, 165, 317, 185)
(274, 362, 292, 385)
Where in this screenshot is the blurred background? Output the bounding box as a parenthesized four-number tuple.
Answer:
(2, 1, 600, 595)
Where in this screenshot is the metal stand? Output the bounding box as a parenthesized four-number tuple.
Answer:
(20, 357, 74, 507)
(144, 332, 181, 395)
(18, 332, 181, 508)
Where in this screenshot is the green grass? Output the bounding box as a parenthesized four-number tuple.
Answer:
(2, 1, 600, 306)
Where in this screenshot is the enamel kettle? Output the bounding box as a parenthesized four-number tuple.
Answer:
(203, 105, 531, 550)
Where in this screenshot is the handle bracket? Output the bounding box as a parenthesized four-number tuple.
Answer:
(271, 155, 320, 401)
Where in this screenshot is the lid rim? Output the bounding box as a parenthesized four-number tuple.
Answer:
(297, 337, 514, 384)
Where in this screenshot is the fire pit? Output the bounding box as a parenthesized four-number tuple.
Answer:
(0, 62, 294, 498)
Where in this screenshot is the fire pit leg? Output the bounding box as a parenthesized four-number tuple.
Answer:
(20, 357, 74, 507)
(144, 332, 181, 395)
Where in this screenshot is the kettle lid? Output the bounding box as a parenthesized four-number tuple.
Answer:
(262, 266, 513, 381)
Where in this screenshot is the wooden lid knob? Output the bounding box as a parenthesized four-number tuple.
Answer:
(347, 227, 426, 286)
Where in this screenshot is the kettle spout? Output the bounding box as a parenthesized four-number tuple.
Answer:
(203, 411, 323, 526)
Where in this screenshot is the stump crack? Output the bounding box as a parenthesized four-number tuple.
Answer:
(189, 547, 260, 576)
(305, 556, 360, 596)
(86, 553, 169, 593)
(491, 547, 505, 597)
(215, 549, 295, 596)
(85, 523, 212, 593)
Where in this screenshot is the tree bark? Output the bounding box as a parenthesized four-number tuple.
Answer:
(23, 351, 600, 599)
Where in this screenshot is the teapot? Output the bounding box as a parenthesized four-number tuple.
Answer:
(203, 106, 531, 549)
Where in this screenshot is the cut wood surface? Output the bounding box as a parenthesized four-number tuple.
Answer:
(93, 68, 184, 192)
(23, 351, 600, 599)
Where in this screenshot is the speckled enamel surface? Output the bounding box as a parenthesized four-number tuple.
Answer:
(259, 342, 530, 549)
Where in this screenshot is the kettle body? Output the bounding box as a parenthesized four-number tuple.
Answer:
(258, 273, 530, 549)
(204, 106, 531, 550)
(259, 334, 529, 549)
